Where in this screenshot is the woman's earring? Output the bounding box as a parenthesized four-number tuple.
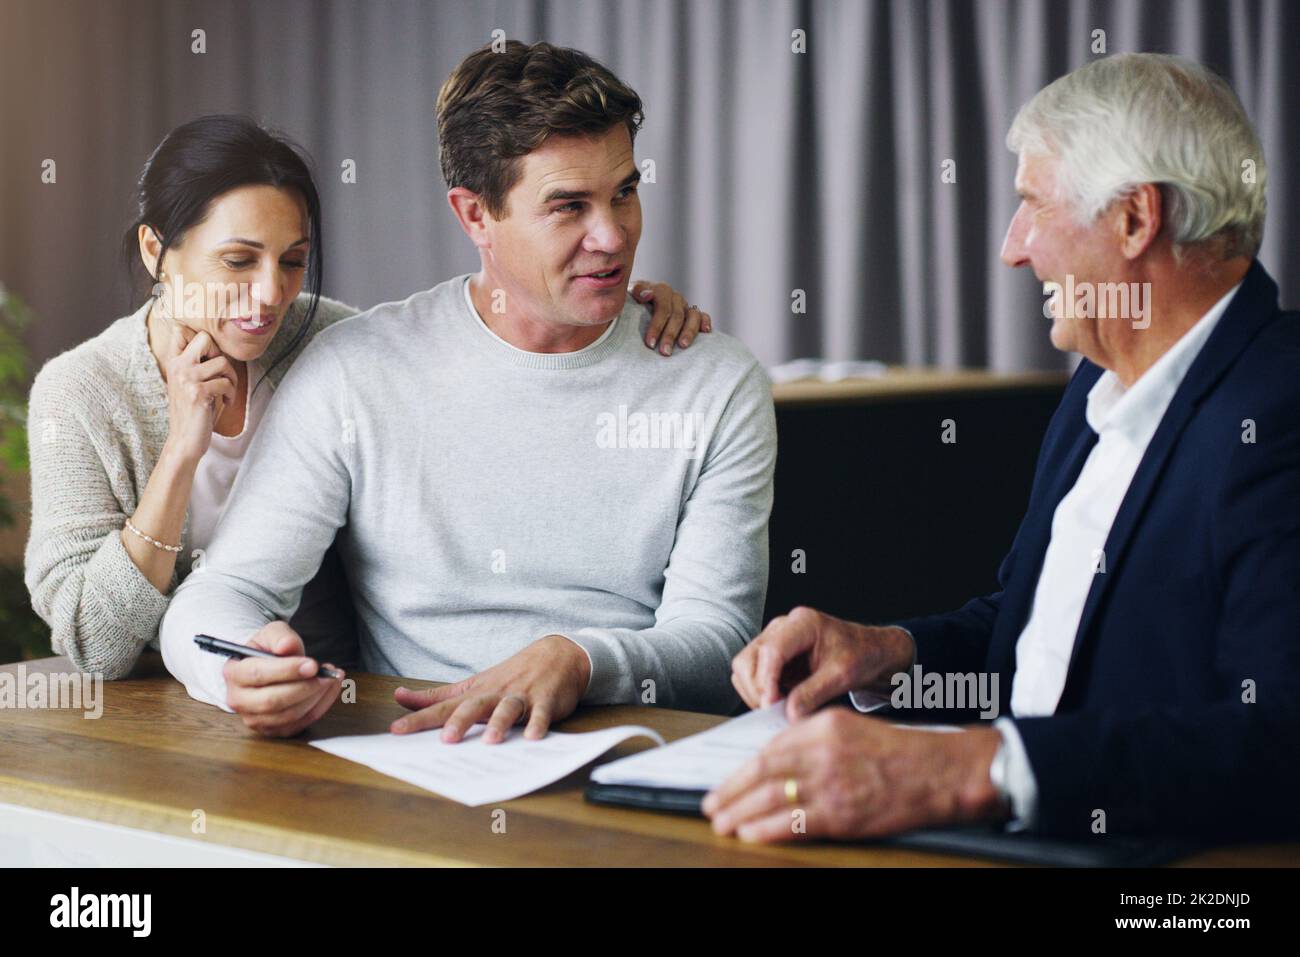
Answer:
(152, 271, 173, 321)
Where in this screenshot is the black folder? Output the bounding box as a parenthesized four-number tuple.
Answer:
(584, 782, 1197, 867)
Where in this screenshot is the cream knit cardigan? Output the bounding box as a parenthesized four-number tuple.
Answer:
(24, 293, 358, 678)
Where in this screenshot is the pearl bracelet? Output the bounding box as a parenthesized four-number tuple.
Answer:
(124, 519, 183, 553)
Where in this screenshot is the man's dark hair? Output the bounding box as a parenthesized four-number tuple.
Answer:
(436, 40, 644, 218)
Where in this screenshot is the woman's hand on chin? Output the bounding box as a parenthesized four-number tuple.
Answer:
(162, 321, 239, 464)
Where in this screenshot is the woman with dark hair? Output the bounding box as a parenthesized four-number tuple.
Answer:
(24, 114, 710, 681)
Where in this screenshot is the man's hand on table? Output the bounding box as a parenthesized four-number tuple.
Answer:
(702, 708, 1008, 843)
(390, 634, 591, 743)
(224, 621, 346, 738)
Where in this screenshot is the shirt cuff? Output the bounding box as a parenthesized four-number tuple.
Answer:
(187, 634, 239, 713)
(550, 632, 597, 699)
(848, 626, 916, 713)
(992, 717, 1039, 831)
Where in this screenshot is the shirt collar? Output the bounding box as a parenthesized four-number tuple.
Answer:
(1085, 280, 1243, 443)
(458, 275, 623, 369)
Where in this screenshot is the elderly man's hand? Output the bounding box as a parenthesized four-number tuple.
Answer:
(730, 606, 915, 721)
(702, 708, 1008, 843)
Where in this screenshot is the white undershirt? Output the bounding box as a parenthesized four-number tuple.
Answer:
(461, 276, 620, 353)
(188, 369, 273, 555)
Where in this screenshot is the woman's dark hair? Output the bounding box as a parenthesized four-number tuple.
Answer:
(121, 114, 324, 393)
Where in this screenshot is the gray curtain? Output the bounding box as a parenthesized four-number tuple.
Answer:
(2, 0, 1296, 371)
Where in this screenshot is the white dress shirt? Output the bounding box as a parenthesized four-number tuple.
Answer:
(854, 281, 1242, 829)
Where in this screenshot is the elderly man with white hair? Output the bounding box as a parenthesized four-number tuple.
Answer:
(704, 53, 1299, 844)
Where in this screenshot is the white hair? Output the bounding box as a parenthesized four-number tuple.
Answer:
(1007, 53, 1266, 260)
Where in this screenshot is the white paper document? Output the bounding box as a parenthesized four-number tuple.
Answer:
(590, 702, 790, 791)
(311, 702, 958, 806)
(311, 723, 665, 806)
(589, 702, 962, 794)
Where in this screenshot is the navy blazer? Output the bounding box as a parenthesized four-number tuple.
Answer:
(897, 260, 1300, 842)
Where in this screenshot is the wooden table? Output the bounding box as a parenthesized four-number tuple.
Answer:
(1, 656, 1293, 867)
(770, 368, 1070, 406)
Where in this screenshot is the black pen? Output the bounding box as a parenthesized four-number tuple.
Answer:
(193, 634, 342, 680)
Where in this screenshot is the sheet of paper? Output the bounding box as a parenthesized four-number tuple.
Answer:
(589, 702, 964, 791)
(591, 702, 790, 791)
(311, 723, 665, 806)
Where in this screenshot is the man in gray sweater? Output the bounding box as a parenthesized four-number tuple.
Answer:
(160, 40, 776, 739)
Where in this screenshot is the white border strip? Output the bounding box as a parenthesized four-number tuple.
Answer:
(0, 802, 321, 867)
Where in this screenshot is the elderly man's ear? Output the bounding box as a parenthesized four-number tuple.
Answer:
(1117, 182, 1164, 259)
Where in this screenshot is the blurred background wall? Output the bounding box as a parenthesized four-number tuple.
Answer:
(0, 0, 1295, 662)
(2, 0, 1297, 374)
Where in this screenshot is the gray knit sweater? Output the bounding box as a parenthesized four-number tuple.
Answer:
(24, 293, 359, 679)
